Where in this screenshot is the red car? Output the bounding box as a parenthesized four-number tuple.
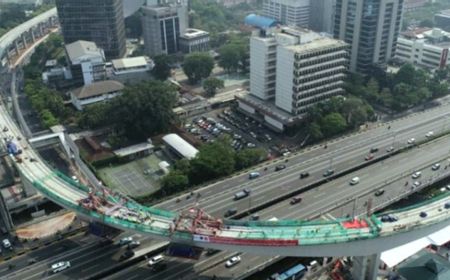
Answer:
(365, 154, 374, 161)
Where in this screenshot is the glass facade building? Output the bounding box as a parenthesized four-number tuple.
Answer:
(55, 0, 126, 59)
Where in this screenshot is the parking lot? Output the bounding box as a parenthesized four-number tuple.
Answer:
(97, 151, 169, 198)
(184, 107, 301, 156)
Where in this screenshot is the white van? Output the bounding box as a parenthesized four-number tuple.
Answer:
(350, 177, 360, 185)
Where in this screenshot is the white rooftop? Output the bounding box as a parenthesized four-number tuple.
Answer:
(113, 142, 154, 158)
(111, 56, 150, 70)
(162, 133, 198, 159)
(181, 28, 209, 39)
(65, 40, 104, 62)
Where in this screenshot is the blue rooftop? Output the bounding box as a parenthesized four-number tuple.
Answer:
(244, 14, 277, 29)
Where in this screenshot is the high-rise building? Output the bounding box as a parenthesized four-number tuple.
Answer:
(55, 0, 126, 59)
(263, 0, 310, 27)
(141, 3, 188, 56)
(309, 0, 336, 34)
(238, 27, 348, 131)
(334, 0, 404, 73)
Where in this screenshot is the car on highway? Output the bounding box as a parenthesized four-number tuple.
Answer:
(275, 164, 286, 171)
(386, 146, 395, 153)
(127, 241, 140, 249)
(407, 138, 416, 144)
(323, 169, 334, 177)
(299, 172, 310, 179)
(2, 238, 11, 249)
(381, 214, 398, 222)
(432, 163, 441, 171)
(413, 181, 422, 188)
(51, 261, 71, 273)
(374, 189, 385, 196)
(248, 172, 260, 179)
(350, 177, 360, 185)
(224, 208, 238, 217)
(148, 255, 164, 266)
(119, 250, 135, 261)
(370, 147, 379, 153)
(445, 202, 450, 209)
(365, 154, 374, 161)
(290, 196, 302, 205)
(420, 211, 428, 218)
(234, 189, 251, 200)
(225, 255, 241, 268)
(411, 171, 422, 179)
(250, 213, 260, 221)
(119, 236, 133, 245)
(425, 131, 434, 138)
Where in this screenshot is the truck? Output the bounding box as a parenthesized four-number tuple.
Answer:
(6, 141, 22, 156)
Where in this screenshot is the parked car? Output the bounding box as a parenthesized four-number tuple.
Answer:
(290, 197, 302, 205)
(225, 256, 241, 268)
(299, 172, 310, 179)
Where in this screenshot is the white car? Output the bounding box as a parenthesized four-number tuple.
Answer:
(407, 138, 415, 144)
(425, 131, 434, 138)
(2, 239, 11, 249)
(414, 181, 422, 187)
(350, 177, 360, 185)
(225, 255, 241, 268)
(148, 255, 164, 266)
(411, 171, 422, 179)
(119, 236, 133, 245)
(51, 261, 71, 273)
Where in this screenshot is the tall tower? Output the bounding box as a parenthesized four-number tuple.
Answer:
(334, 0, 404, 73)
(55, 0, 126, 59)
(263, 0, 310, 27)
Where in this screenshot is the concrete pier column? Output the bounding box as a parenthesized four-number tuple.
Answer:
(21, 34, 28, 49)
(14, 41, 21, 56)
(31, 30, 36, 43)
(352, 253, 381, 280)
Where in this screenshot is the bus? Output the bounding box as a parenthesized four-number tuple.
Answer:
(268, 263, 307, 280)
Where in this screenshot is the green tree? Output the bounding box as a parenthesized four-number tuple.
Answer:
(218, 44, 243, 73)
(152, 55, 172, 80)
(309, 122, 323, 140)
(235, 148, 266, 170)
(160, 171, 189, 195)
(182, 52, 214, 84)
(365, 78, 380, 102)
(395, 64, 416, 85)
(40, 109, 58, 128)
(320, 113, 347, 137)
(203, 77, 224, 96)
(418, 19, 434, 27)
(379, 87, 394, 108)
(78, 103, 111, 129)
(110, 81, 177, 140)
(189, 137, 235, 184)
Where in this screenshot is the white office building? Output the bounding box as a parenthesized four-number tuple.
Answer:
(238, 27, 348, 131)
(395, 28, 450, 69)
(179, 29, 210, 54)
(109, 56, 154, 84)
(263, 0, 310, 27)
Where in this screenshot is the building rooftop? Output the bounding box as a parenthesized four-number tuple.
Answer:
(162, 133, 198, 160)
(436, 9, 450, 17)
(397, 250, 450, 280)
(284, 37, 348, 54)
(111, 56, 151, 70)
(245, 14, 277, 30)
(180, 28, 209, 39)
(113, 142, 154, 158)
(65, 40, 104, 62)
(71, 80, 124, 99)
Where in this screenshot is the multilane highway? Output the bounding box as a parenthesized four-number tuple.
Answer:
(105, 133, 450, 280)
